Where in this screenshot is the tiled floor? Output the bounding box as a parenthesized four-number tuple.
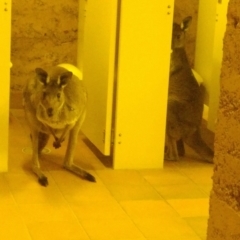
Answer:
(2, 109, 214, 240)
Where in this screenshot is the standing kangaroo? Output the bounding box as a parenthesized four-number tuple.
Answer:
(23, 64, 96, 186)
(165, 16, 214, 163)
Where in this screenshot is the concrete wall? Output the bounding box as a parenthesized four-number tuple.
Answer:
(207, 0, 240, 239)
(10, 0, 198, 89)
(11, 0, 79, 90)
(10, 0, 198, 107)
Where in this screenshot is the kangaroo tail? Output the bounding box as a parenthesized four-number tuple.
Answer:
(184, 128, 214, 163)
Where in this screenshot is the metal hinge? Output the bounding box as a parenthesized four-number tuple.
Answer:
(111, 128, 115, 145)
(103, 129, 115, 145)
(103, 130, 105, 143)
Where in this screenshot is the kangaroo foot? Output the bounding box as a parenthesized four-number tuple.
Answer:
(32, 165, 49, 187)
(164, 152, 178, 161)
(38, 175, 48, 187)
(64, 164, 96, 182)
(165, 137, 179, 161)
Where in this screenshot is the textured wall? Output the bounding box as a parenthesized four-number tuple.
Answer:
(11, 0, 79, 90)
(10, 0, 198, 90)
(207, 0, 240, 239)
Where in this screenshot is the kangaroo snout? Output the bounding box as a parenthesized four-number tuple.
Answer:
(47, 108, 53, 117)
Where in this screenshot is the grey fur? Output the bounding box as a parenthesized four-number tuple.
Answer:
(23, 66, 96, 186)
(165, 16, 214, 163)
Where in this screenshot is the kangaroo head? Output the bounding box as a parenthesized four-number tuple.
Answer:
(35, 68, 73, 118)
(172, 16, 192, 49)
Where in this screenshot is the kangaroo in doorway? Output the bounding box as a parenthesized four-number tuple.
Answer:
(23, 64, 96, 186)
(165, 16, 214, 163)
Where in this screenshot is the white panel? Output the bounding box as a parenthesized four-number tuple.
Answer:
(208, 0, 229, 130)
(113, 0, 173, 169)
(195, 0, 229, 131)
(81, 0, 118, 155)
(194, 0, 217, 96)
(0, 0, 11, 172)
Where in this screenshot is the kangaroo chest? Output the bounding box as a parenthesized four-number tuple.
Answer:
(36, 104, 79, 131)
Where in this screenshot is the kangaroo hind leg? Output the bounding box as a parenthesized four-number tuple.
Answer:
(63, 116, 96, 182)
(177, 139, 185, 157)
(165, 134, 179, 161)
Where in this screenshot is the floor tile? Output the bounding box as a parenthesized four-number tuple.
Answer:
(95, 170, 161, 201)
(0, 174, 15, 205)
(140, 168, 191, 186)
(0, 205, 23, 223)
(4, 170, 67, 205)
(49, 168, 96, 187)
(50, 169, 114, 202)
(8, 151, 32, 174)
(0, 222, 31, 240)
(184, 216, 208, 239)
(146, 236, 202, 240)
(198, 184, 213, 196)
(105, 183, 161, 201)
(18, 202, 76, 224)
(27, 221, 90, 240)
(81, 218, 145, 240)
(6, 109, 213, 240)
(120, 200, 178, 219)
(173, 157, 211, 169)
(167, 198, 210, 217)
(154, 182, 209, 199)
(96, 169, 148, 185)
(133, 215, 200, 238)
(4, 171, 52, 190)
(9, 183, 66, 205)
(70, 199, 127, 220)
(178, 167, 214, 185)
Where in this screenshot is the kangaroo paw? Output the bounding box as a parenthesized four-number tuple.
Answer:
(38, 175, 48, 187)
(64, 164, 96, 182)
(53, 140, 61, 149)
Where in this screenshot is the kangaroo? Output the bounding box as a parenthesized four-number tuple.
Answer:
(165, 16, 214, 163)
(23, 64, 96, 186)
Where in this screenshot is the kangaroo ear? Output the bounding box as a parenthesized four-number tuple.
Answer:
(59, 71, 72, 88)
(35, 68, 48, 85)
(181, 16, 192, 31)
